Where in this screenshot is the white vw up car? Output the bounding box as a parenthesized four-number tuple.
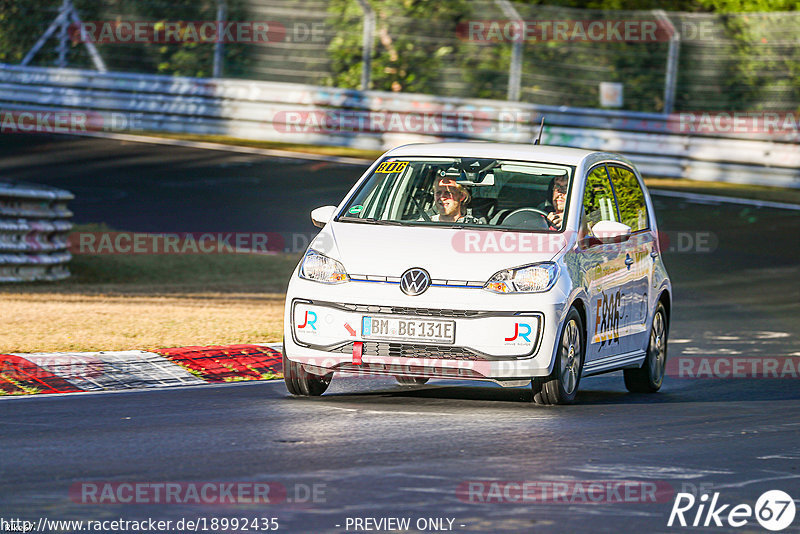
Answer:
(283, 143, 671, 404)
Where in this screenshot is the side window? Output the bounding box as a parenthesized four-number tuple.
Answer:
(582, 165, 618, 235)
(607, 166, 649, 232)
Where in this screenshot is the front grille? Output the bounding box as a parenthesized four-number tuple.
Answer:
(334, 303, 489, 318)
(333, 341, 484, 360)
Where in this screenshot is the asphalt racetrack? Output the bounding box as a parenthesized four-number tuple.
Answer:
(1, 135, 799, 533)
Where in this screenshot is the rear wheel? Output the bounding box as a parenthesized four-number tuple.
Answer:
(282, 342, 332, 396)
(624, 303, 668, 393)
(532, 308, 584, 405)
(396, 376, 429, 386)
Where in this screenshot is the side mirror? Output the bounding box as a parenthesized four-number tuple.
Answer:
(310, 205, 337, 228)
(591, 220, 632, 244)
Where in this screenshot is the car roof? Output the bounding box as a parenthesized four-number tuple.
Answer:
(384, 142, 606, 166)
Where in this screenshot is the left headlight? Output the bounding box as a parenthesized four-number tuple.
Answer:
(299, 249, 349, 284)
(484, 262, 559, 293)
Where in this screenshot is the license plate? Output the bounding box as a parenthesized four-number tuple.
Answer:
(362, 316, 455, 344)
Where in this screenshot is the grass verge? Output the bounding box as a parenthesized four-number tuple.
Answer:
(1, 226, 301, 353)
(644, 177, 800, 205)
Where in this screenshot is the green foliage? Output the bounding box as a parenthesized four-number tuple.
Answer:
(675, 9, 800, 111)
(325, 0, 470, 92)
(0, 0, 251, 77)
(695, 0, 799, 12)
(0, 0, 796, 111)
(459, 43, 510, 100)
(0, 0, 64, 65)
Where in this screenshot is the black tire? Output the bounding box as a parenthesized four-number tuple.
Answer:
(624, 302, 668, 393)
(395, 376, 429, 386)
(282, 342, 332, 396)
(532, 307, 585, 405)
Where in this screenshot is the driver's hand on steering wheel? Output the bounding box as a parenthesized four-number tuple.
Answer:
(546, 211, 563, 228)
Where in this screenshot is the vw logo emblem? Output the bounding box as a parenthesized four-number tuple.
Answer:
(400, 268, 431, 296)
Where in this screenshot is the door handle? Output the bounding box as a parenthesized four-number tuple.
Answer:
(650, 251, 659, 259)
(624, 257, 634, 266)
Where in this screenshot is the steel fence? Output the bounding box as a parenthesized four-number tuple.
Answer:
(4, 0, 799, 113)
(0, 181, 73, 283)
(1, 63, 798, 188)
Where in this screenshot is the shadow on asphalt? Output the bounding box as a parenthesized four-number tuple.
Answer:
(280, 376, 800, 407)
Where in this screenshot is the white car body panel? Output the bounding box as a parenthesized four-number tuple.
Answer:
(283, 143, 672, 387)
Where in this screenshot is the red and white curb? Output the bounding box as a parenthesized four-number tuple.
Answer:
(0, 343, 282, 396)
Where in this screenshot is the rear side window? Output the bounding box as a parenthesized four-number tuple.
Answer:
(607, 165, 649, 232)
(582, 165, 618, 235)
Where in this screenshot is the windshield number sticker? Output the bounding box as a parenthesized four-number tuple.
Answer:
(375, 161, 408, 173)
(348, 205, 364, 214)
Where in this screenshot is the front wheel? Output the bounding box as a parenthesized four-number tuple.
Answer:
(282, 343, 332, 396)
(532, 308, 585, 405)
(624, 302, 668, 393)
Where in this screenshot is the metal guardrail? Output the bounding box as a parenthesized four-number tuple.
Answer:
(0, 63, 798, 188)
(0, 182, 73, 283)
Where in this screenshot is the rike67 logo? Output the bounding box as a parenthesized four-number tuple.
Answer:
(668, 490, 795, 531)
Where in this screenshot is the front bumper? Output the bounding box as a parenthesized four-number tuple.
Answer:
(283, 273, 568, 381)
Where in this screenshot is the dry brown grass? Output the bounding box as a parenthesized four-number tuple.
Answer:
(1, 237, 301, 353)
(0, 292, 285, 353)
(644, 177, 800, 205)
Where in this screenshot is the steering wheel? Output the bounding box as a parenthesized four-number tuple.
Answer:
(501, 208, 552, 230)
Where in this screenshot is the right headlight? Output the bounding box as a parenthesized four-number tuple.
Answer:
(298, 249, 349, 284)
(483, 262, 559, 293)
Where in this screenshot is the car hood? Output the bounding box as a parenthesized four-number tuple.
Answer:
(311, 221, 568, 281)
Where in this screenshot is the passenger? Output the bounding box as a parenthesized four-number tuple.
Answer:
(431, 176, 485, 224)
(538, 174, 569, 229)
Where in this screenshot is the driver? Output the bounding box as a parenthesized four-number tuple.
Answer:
(431, 176, 485, 224)
(538, 175, 569, 230)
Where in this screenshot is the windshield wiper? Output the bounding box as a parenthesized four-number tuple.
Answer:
(339, 216, 404, 226)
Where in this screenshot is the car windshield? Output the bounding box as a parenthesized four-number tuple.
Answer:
(339, 157, 574, 231)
